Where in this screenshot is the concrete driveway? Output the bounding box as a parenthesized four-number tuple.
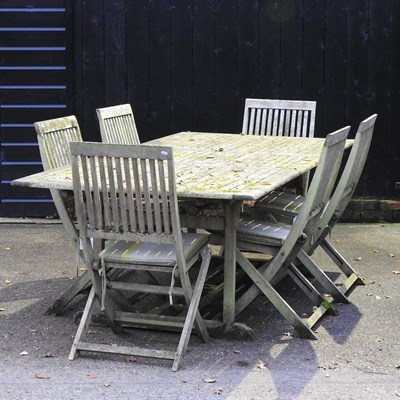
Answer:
(0, 220, 399, 399)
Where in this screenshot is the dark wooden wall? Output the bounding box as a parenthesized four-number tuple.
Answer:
(74, 0, 400, 199)
(1, 0, 400, 216)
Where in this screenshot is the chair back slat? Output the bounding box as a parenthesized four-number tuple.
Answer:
(131, 158, 146, 232)
(70, 142, 180, 245)
(242, 99, 316, 138)
(158, 160, 171, 234)
(140, 158, 154, 233)
(97, 104, 140, 145)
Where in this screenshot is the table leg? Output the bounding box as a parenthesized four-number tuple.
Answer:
(222, 201, 241, 326)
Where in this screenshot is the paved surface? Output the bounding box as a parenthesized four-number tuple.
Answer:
(0, 219, 399, 399)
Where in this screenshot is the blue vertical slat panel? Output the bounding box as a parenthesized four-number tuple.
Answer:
(0, 1, 69, 217)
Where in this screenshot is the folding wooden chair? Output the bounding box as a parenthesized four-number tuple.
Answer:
(68, 142, 211, 371)
(242, 98, 316, 193)
(96, 103, 140, 145)
(253, 114, 377, 296)
(232, 126, 350, 339)
(35, 116, 88, 315)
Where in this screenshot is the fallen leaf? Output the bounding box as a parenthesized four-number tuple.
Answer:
(354, 257, 362, 261)
(35, 373, 49, 380)
(203, 378, 216, 383)
(20, 351, 29, 356)
(318, 363, 338, 370)
(213, 387, 223, 395)
(256, 361, 267, 369)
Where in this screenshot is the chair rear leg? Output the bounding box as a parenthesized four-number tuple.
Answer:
(288, 263, 334, 311)
(297, 250, 350, 304)
(321, 239, 366, 285)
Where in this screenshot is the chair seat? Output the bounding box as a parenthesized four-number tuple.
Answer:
(255, 190, 305, 215)
(237, 217, 291, 246)
(99, 232, 209, 266)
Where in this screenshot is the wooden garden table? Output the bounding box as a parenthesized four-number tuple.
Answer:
(12, 132, 352, 328)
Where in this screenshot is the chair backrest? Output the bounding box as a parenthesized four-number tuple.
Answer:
(317, 114, 377, 232)
(70, 142, 185, 260)
(266, 126, 350, 278)
(242, 98, 316, 137)
(96, 103, 140, 145)
(35, 115, 83, 170)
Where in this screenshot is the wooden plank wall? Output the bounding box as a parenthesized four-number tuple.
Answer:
(1, 0, 400, 216)
(73, 0, 400, 200)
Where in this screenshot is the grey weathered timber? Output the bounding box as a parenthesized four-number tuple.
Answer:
(242, 98, 317, 194)
(234, 126, 350, 338)
(242, 99, 316, 137)
(68, 142, 211, 371)
(97, 103, 140, 145)
(254, 114, 378, 297)
(12, 132, 353, 329)
(34, 115, 89, 315)
(15, 133, 352, 199)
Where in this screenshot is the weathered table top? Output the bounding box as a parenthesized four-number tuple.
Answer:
(12, 132, 353, 201)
